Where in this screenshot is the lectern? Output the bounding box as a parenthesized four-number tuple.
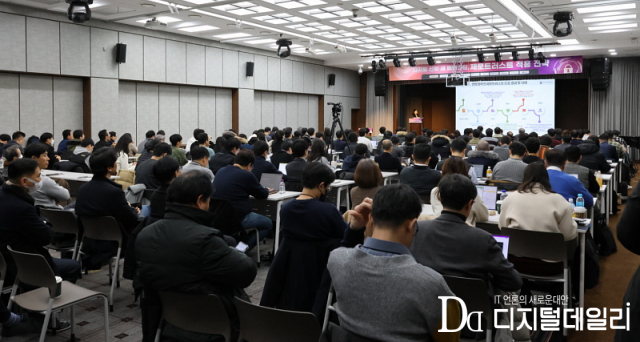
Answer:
(409, 117, 423, 133)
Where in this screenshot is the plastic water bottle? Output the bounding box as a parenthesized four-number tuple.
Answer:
(595, 171, 603, 188)
(437, 154, 442, 162)
(500, 190, 508, 201)
(279, 180, 286, 194)
(568, 198, 575, 208)
(486, 166, 492, 180)
(576, 194, 585, 208)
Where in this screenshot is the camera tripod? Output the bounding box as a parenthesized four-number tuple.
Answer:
(327, 111, 352, 158)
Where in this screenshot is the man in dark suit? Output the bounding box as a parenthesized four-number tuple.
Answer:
(411, 173, 522, 292)
(399, 143, 441, 203)
(375, 139, 403, 173)
(285, 140, 308, 191)
(342, 144, 368, 173)
(209, 137, 240, 175)
(599, 133, 618, 160)
(75, 148, 141, 270)
(94, 129, 112, 150)
(252, 140, 286, 182)
(270, 140, 294, 169)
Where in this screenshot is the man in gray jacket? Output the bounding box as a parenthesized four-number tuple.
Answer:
(327, 184, 459, 342)
(411, 174, 522, 292)
(24, 143, 70, 209)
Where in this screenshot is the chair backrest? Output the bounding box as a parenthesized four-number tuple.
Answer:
(158, 292, 231, 341)
(234, 297, 321, 342)
(7, 247, 56, 297)
(40, 208, 80, 236)
(443, 275, 492, 324)
(476, 222, 501, 235)
(80, 216, 122, 245)
(501, 227, 568, 263)
(0, 252, 6, 282)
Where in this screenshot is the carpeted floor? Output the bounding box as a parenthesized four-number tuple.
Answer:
(6, 171, 639, 342)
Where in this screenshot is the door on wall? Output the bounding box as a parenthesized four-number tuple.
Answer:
(351, 108, 365, 130)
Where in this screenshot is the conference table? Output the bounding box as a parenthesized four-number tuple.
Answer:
(250, 191, 301, 253)
(381, 171, 399, 185)
(42, 169, 120, 182)
(421, 204, 591, 309)
(601, 174, 612, 224)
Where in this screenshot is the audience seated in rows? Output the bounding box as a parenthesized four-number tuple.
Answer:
(435, 140, 478, 184)
(481, 128, 499, 145)
(212, 150, 272, 251)
(327, 184, 459, 342)
(375, 139, 403, 173)
(430, 158, 488, 226)
(350, 159, 382, 210)
(493, 136, 511, 161)
(136, 172, 257, 342)
(466, 140, 499, 177)
(468, 129, 481, 145)
(308, 139, 330, 166)
(546, 149, 594, 209)
(24, 143, 70, 209)
(400, 143, 440, 203)
(492, 141, 528, 184)
(430, 134, 452, 160)
(554, 135, 572, 151)
(342, 143, 369, 173)
(270, 140, 294, 169)
(564, 146, 600, 195)
(136, 139, 159, 169)
(285, 140, 308, 191)
(414, 173, 521, 292)
(75, 147, 141, 271)
(522, 138, 542, 164)
(570, 130, 583, 146)
(115, 133, 137, 172)
(181, 146, 214, 182)
(578, 137, 611, 173)
(134, 142, 173, 190)
(209, 137, 240, 175)
(252, 140, 286, 182)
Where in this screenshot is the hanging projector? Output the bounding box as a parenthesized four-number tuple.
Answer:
(552, 11, 574, 37)
(66, 0, 93, 23)
(145, 18, 168, 30)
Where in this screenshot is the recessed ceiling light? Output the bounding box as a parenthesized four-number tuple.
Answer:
(557, 38, 580, 45)
(539, 13, 553, 17)
(179, 25, 219, 32)
(609, 49, 616, 52)
(496, 0, 552, 38)
(611, 52, 618, 55)
(213, 32, 252, 39)
(589, 23, 637, 31)
(550, 53, 556, 57)
(528, 1, 544, 6)
(140, 3, 155, 8)
(245, 38, 276, 44)
(136, 16, 182, 24)
(188, 14, 201, 18)
(577, 3, 636, 14)
(583, 14, 636, 23)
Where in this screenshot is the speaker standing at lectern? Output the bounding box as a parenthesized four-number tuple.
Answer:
(412, 109, 420, 118)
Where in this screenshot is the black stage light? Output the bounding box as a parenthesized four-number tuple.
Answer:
(427, 56, 435, 66)
(512, 51, 519, 61)
(537, 52, 547, 63)
(392, 58, 401, 67)
(477, 53, 485, 63)
(494, 52, 502, 62)
(66, 0, 93, 23)
(528, 49, 535, 60)
(371, 60, 377, 73)
(378, 59, 386, 69)
(553, 11, 574, 37)
(408, 57, 416, 67)
(276, 39, 292, 58)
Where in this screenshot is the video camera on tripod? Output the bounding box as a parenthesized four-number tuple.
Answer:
(327, 102, 342, 117)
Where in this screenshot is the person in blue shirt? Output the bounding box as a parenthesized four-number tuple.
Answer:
(599, 133, 618, 160)
(57, 129, 72, 153)
(545, 149, 594, 208)
(331, 130, 348, 152)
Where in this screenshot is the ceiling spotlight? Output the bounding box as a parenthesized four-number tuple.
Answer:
(235, 19, 243, 30)
(552, 11, 574, 37)
(358, 65, 363, 75)
(427, 56, 435, 66)
(305, 47, 317, 55)
(335, 44, 347, 53)
(408, 57, 416, 67)
(378, 59, 386, 69)
(276, 39, 292, 58)
(494, 52, 502, 62)
(537, 52, 546, 63)
(66, 0, 93, 23)
(450, 36, 458, 46)
(371, 60, 377, 73)
(528, 49, 535, 60)
(393, 58, 401, 67)
(145, 17, 168, 30)
(489, 33, 497, 43)
(512, 51, 519, 61)
(477, 53, 485, 63)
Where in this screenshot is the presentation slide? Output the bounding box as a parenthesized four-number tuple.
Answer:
(455, 79, 555, 134)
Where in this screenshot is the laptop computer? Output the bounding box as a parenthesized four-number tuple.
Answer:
(260, 173, 283, 194)
(278, 163, 288, 175)
(470, 164, 484, 178)
(371, 139, 378, 149)
(475, 185, 498, 210)
(492, 235, 510, 258)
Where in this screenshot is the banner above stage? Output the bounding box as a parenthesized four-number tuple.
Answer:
(388, 56, 583, 81)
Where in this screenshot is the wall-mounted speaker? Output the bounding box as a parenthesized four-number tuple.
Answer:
(116, 43, 127, 64)
(374, 71, 387, 96)
(328, 73, 336, 86)
(246, 62, 254, 77)
(590, 57, 611, 91)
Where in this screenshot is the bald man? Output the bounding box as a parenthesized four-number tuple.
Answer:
(466, 140, 499, 177)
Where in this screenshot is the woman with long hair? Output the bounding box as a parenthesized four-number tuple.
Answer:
(114, 133, 136, 172)
(499, 162, 577, 240)
(307, 139, 330, 166)
(350, 159, 382, 209)
(430, 157, 488, 225)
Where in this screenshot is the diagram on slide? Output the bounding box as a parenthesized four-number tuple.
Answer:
(455, 80, 555, 134)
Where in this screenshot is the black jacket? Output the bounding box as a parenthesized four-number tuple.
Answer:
(209, 149, 236, 175)
(270, 150, 294, 169)
(75, 175, 140, 269)
(45, 143, 59, 170)
(467, 150, 499, 177)
(375, 152, 403, 173)
(430, 135, 452, 159)
(0, 184, 57, 282)
(285, 157, 307, 191)
(579, 142, 611, 173)
(252, 156, 286, 182)
(94, 140, 112, 151)
(342, 154, 366, 173)
(136, 203, 257, 339)
(399, 165, 441, 198)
